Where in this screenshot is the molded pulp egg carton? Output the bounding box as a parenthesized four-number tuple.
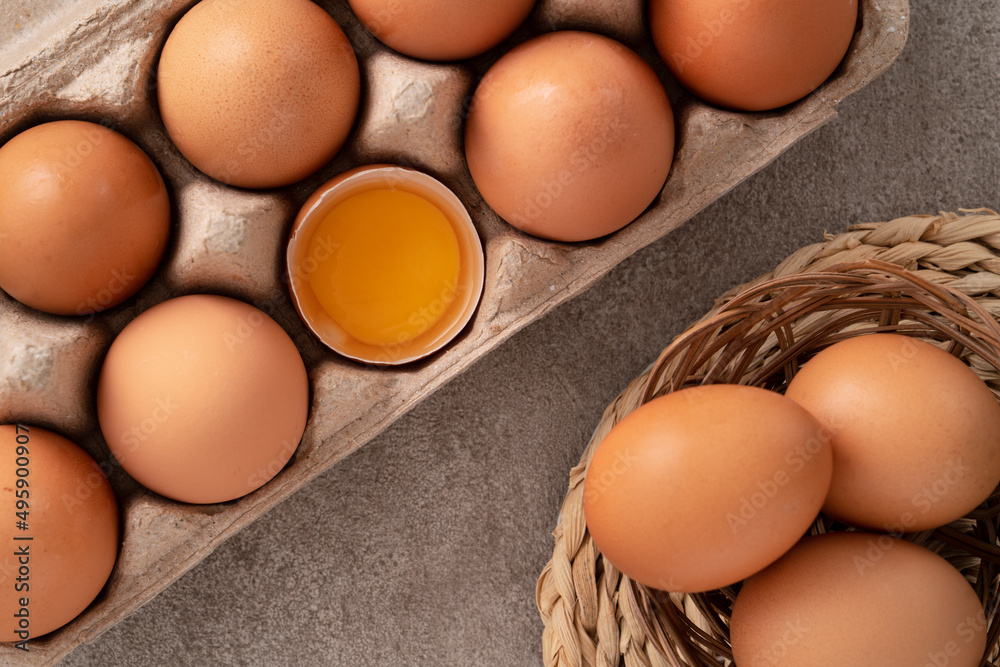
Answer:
(0, 0, 908, 662)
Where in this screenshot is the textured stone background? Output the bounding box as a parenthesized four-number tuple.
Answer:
(4, 0, 999, 665)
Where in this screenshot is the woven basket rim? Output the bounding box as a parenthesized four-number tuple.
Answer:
(537, 209, 1000, 667)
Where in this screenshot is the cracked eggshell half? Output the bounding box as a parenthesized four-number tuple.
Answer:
(287, 165, 485, 365)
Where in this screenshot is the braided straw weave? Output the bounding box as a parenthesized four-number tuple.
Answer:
(536, 209, 1000, 667)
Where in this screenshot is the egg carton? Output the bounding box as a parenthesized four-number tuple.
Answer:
(0, 0, 908, 663)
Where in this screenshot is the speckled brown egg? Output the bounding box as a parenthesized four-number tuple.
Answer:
(732, 532, 987, 667)
(583, 385, 832, 593)
(465, 31, 675, 242)
(156, 0, 361, 189)
(0, 120, 170, 316)
(785, 333, 1000, 532)
(649, 0, 858, 111)
(347, 0, 536, 61)
(97, 295, 309, 504)
(0, 425, 119, 641)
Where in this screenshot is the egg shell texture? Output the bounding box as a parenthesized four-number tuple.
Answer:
(583, 384, 832, 592)
(347, 0, 537, 61)
(649, 0, 858, 111)
(731, 532, 987, 667)
(96, 295, 309, 504)
(0, 120, 170, 316)
(0, 425, 119, 641)
(0, 0, 909, 659)
(785, 333, 1000, 532)
(156, 0, 361, 189)
(465, 30, 675, 242)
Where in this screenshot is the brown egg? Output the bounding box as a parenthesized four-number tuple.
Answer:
(97, 295, 309, 504)
(785, 334, 1000, 532)
(157, 0, 361, 189)
(0, 425, 119, 642)
(732, 532, 987, 666)
(0, 121, 170, 316)
(348, 0, 536, 61)
(465, 31, 674, 242)
(649, 0, 858, 111)
(583, 385, 832, 593)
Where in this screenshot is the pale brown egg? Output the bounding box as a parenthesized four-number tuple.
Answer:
(583, 385, 832, 593)
(649, 0, 858, 111)
(97, 295, 309, 504)
(785, 333, 1000, 532)
(0, 425, 119, 642)
(0, 120, 170, 316)
(732, 532, 987, 666)
(156, 0, 361, 189)
(465, 31, 675, 242)
(348, 0, 536, 61)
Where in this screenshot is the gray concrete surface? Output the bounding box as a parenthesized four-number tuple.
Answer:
(8, 0, 1000, 665)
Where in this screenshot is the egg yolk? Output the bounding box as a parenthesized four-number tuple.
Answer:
(306, 188, 461, 348)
